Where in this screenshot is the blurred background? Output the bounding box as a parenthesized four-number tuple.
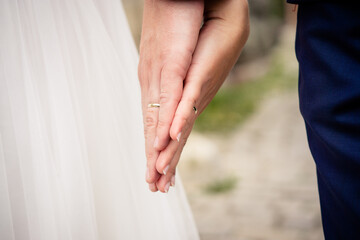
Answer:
(122, 1, 323, 239)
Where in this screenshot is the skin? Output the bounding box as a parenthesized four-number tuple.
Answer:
(139, 0, 250, 192)
(139, 0, 204, 190)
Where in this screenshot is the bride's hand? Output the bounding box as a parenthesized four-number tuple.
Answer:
(155, 0, 250, 193)
(138, 0, 204, 190)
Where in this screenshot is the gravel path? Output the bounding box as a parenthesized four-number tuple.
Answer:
(179, 26, 324, 240)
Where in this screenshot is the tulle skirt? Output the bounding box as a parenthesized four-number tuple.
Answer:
(0, 0, 199, 239)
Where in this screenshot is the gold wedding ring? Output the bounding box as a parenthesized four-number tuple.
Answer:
(148, 103, 160, 108)
(148, 102, 196, 114)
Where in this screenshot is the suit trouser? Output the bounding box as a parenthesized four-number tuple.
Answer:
(296, 2, 360, 239)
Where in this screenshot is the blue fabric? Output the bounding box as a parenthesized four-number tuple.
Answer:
(287, 0, 356, 3)
(296, 2, 360, 239)
(288, 0, 327, 3)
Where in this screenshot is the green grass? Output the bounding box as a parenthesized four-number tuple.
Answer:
(194, 55, 297, 133)
(204, 176, 238, 194)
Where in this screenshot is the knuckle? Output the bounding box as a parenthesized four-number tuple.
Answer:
(144, 115, 156, 128)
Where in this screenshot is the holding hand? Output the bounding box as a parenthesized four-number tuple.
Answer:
(138, 0, 204, 191)
(152, 0, 250, 193)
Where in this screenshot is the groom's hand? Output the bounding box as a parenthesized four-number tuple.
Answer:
(154, 0, 250, 193)
(138, 0, 204, 190)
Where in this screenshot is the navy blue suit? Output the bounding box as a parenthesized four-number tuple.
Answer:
(291, 2, 360, 239)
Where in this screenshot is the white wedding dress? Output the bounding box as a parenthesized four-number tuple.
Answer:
(0, 0, 199, 239)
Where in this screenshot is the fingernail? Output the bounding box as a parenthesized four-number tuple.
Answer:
(164, 182, 170, 193)
(176, 132, 182, 142)
(153, 136, 159, 148)
(170, 175, 176, 187)
(145, 167, 150, 180)
(163, 165, 169, 175)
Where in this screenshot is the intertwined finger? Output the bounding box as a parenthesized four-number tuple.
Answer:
(155, 125, 193, 193)
(155, 139, 180, 176)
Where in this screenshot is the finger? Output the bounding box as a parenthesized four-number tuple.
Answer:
(157, 109, 195, 177)
(156, 114, 194, 177)
(139, 57, 162, 184)
(156, 147, 181, 193)
(144, 87, 162, 183)
(155, 59, 190, 151)
(156, 125, 193, 193)
(169, 81, 201, 141)
(156, 168, 177, 193)
(155, 139, 180, 176)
